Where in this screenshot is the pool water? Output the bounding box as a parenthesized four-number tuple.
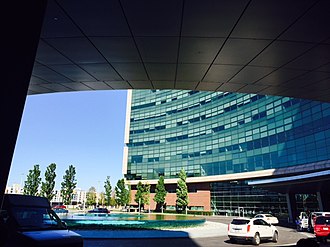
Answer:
(60, 213, 205, 230)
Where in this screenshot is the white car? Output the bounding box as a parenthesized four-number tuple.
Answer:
(228, 217, 279, 245)
(254, 214, 279, 225)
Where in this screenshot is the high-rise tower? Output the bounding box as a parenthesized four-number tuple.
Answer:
(123, 90, 330, 219)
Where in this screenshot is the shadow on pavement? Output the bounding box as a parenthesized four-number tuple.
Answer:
(81, 229, 201, 247)
(84, 237, 201, 247)
(76, 229, 191, 239)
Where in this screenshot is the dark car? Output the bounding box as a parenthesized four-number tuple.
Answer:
(0, 194, 83, 247)
(88, 207, 109, 214)
(314, 216, 330, 243)
(53, 208, 69, 214)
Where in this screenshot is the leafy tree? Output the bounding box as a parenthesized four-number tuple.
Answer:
(144, 183, 150, 208)
(104, 176, 112, 207)
(99, 192, 105, 206)
(86, 186, 97, 206)
(135, 181, 150, 211)
(109, 196, 117, 207)
(61, 165, 77, 205)
(176, 168, 189, 212)
(154, 176, 167, 212)
(41, 163, 56, 201)
(115, 179, 130, 207)
(134, 181, 143, 207)
(23, 164, 41, 196)
(127, 184, 131, 205)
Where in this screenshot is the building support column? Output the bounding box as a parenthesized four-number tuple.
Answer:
(316, 191, 324, 211)
(286, 193, 297, 223)
(318, 191, 330, 211)
(1, 1, 47, 199)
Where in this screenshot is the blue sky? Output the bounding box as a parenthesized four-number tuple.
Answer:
(8, 90, 127, 192)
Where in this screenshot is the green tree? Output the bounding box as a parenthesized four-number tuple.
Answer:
(23, 164, 41, 196)
(86, 186, 97, 207)
(134, 181, 143, 208)
(104, 176, 112, 207)
(41, 163, 57, 201)
(61, 165, 77, 205)
(154, 176, 167, 212)
(109, 196, 117, 207)
(127, 184, 131, 205)
(176, 168, 189, 212)
(99, 192, 105, 206)
(115, 179, 130, 207)
(144, 183, 150, 208)
(135, 181, 150, 211)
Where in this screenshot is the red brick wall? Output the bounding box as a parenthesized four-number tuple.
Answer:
(129, 183, 211, 211)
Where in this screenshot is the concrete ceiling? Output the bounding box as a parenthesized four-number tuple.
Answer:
(29, 0, 330, 102)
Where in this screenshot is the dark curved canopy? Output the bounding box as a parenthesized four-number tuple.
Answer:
(29, 0, 330, 102)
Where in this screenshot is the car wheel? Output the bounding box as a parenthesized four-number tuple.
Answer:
(252, 233, 261, 245)
(272, 231, 278, 243)
(316, 236, 324, 243)
(230, 238, 237, 244)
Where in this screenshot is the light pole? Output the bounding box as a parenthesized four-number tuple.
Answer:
(238, 206, 244, 217)
(96, 180, 100, 206)
(20, 173, 24, 191)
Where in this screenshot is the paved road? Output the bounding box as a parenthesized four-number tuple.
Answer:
(83, 216, 329, 247)
(84, 236, 329, 247)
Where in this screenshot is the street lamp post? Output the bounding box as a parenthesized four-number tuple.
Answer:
(96, 181, 100, 206)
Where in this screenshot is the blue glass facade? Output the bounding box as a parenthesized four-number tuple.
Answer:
(125, 90, 330, 181)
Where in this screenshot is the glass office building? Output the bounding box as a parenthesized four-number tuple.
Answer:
(123, 89, 330, 214)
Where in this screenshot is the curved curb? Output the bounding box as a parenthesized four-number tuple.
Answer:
(75, 221, 227, 239)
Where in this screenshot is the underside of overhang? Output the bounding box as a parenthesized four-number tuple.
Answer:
(249, 170, 330, 194)
(28, 0, 330, 102)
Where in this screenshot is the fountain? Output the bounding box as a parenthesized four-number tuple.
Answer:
(60, 212, 206, 230)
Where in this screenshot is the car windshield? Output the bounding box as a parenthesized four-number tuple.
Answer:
(254, 219, 269, 225)
(231, 219, 250, 225)
(11, 206, 65, 231)
(315, 216, 330, 225)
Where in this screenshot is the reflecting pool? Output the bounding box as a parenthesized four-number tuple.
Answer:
(60, 213, 206, 230)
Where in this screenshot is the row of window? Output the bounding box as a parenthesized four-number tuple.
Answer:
(131, 90, 329, 126)
(127, 142, 330, 179)
(127, 114, 330, 154)
(210, 181, 321, 217)
(130, 93, 264, 122)
(128, 97, 311, 145)
(129, 95, 330, 141)
(132, 90, 192, 106)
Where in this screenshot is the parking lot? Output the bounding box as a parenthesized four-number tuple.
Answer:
(205, 216, 326, 246)
(83, 216, 329, 247)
